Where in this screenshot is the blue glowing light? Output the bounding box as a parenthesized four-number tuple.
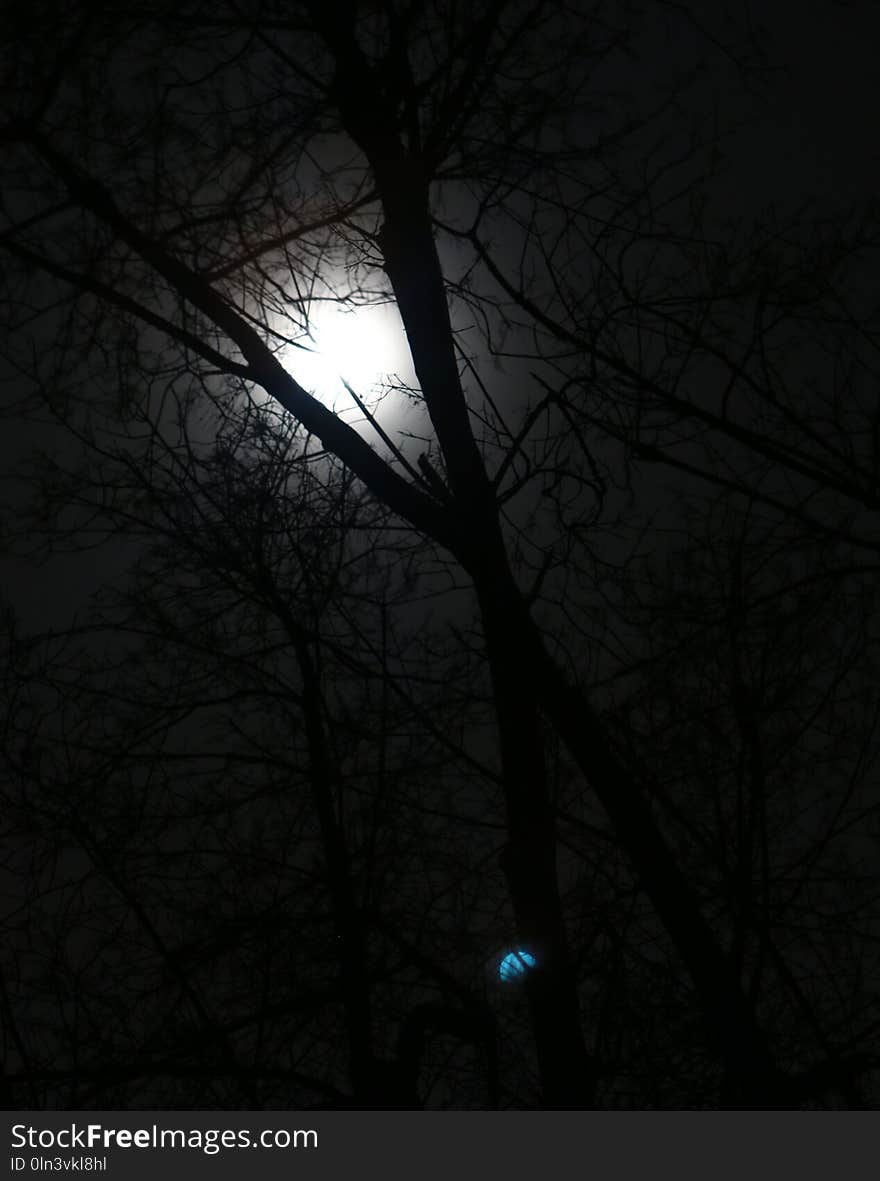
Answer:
(499, 949, 536, 981)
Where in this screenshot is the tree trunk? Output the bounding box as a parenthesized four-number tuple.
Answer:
(478, 572, 596, 1106)
(316, 15, 597, 1107)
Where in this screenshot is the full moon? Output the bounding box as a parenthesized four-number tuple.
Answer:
(286, 298, 416, 417)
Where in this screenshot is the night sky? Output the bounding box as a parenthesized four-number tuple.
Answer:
(1, 0, 879, 1112)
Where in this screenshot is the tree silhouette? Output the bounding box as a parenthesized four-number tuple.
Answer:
(2, 402, 508, 1107)
(2, 0, 878, 1107)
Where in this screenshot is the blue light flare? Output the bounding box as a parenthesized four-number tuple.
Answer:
(499, 949, 536, 982)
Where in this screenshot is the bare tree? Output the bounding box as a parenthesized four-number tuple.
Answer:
(2, 399, 510, 1107)
(2, 0, 878, 1106)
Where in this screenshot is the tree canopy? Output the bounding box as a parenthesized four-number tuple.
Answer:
(2, 0, 879, 1108)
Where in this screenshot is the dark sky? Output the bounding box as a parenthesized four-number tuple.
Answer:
(2, 0, 878, 626)
(735, 0, 879, 209)
(2, 0, 879, 1115)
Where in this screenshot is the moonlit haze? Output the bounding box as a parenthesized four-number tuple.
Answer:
(283, 296, 418, 441)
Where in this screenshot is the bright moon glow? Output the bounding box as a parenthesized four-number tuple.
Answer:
(286, 299, 415, 410)
(499, 949, 537, 982)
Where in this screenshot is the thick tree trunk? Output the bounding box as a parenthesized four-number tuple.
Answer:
(517, 608, 785, 1105)
(477, 573, 596, 1107)
(316, 16, 597, 1107)
(473, 533, 782, 1105)
(260, 2, 781, 1105)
